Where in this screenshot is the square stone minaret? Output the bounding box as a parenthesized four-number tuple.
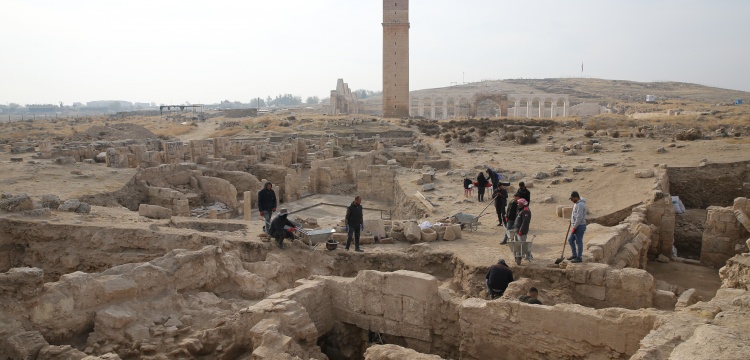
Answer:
(382, 0, 410, 118)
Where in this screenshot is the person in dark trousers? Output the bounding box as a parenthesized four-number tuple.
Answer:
(517, 182, 531, 204)
(476, 172, 489, 201)
(515, 198, 531, 241)
(345, 196, 364, 252)
(486, 167, 501, 190)
(493, 184, 508, 227)
(269, 208, 296, 249)
(567, 191, 588, 263)
(502, 193, 521, 244)
(486, 259, 514, 299)
(258, 182, 277, 234)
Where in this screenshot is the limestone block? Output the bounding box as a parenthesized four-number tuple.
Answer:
(733, 197, 748, 213)
(360, 236, 375, 245)
(575, 284, 606, 301)
(422, 183, 436, 192)
(675, 288, 698, 309)
(0, 267, 44, 299)
(404, 222, 422, 242)
(653, 290, 677, 310)
(556, 205, 565, 217)
(402, 296, 427, 326)
(139, 204, 172, 220)
(421, 228, 437, 242)
(364, 344, 442, 360)
(96, 306, 136, 333)
(450, 224, 462, 239)
(734, 210, 750, 233)
(635, 169, 655, 178)
(392, 231, 407, 242)
(382, 270, 439, 303)
(586, 263, 609, 286)
(382, 294, 403, 321)
(331, 233, 348, 244)
(421, 173, 433, 184)
(5, 331, 48, 360)
(562, 206, 573, 219)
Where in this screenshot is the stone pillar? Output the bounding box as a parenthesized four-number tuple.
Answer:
(244, 191, 252, 221)
(418, 99, 424, 117)
(442, 99, 448, 119)
(526, 101, 530, 118)
(551, 102, 557, 118)
(538, 101, 543, 118)
(430, 98, 436, 119)
(454, 98, 461, 118)
(564, 101, 569, 117)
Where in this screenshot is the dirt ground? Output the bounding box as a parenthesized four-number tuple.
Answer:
(647, 261, 720, 300)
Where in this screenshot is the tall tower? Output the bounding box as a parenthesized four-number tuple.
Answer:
(382, 0, 409, 118)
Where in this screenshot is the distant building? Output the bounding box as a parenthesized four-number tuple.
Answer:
(645, 95, 657, 103)
(26, 104, 58, 113)
(329, 79, 362, 115)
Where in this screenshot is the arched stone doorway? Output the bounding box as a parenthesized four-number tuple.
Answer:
(469, 93, 508, 117)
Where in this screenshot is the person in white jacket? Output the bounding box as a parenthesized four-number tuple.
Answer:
(567, 191, 587, 263)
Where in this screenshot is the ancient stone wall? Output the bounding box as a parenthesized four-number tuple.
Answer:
(357, 165, 397, 203)
(195, 176, 239, 210)
(459, 298, 658, 360)
(667, 161, 750, 209)
(701, 197, 750, 267)
(720, 253, 750, 290)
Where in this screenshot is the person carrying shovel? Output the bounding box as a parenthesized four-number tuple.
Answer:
(567, 191, 587, 263)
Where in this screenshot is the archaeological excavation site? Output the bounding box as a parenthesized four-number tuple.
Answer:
(1, 110, 750, 360)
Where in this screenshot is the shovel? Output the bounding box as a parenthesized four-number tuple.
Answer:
(554, 223, 572, 265)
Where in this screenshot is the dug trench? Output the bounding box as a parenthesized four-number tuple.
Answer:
(0, 216, 692, 359)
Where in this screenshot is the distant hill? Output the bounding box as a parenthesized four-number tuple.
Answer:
(363, 78, 749, 107)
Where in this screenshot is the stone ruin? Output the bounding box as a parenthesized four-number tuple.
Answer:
(3, 127, 750, 359)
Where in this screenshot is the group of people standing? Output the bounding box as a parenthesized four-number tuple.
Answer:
(258, 181, 366, 252)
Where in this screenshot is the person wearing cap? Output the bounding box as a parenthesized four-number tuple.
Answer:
(485, 259, 514, 299)
(344, 196, 364, 252)
(501, 193, 521, 244)
(258, 182, 277, 234)
(514, 198, 531, 242)
(269, 208, 296, 249)
(567, 191, 588, 263)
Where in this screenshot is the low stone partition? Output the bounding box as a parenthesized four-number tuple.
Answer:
(459, 298, 658, 360)
(701, 198, 750, 267)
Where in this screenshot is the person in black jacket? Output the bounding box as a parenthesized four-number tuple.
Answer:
(502, 193, 521, 244)
(345, 196, 364, 252)
(463, 178, 474, 198)
(486, 167, 500, 190)
(486, 259, 514, 299)
(515, 198, 531, 242)
(493, 185, 508, 227)
(258, 182, 277, 234)
(269, 208, 296, 249)
(476, 172, 489, 201)
(517, 182, 531, 204)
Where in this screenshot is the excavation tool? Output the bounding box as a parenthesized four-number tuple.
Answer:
(453, 193, 499, 231)
(554, 223, 573, 265)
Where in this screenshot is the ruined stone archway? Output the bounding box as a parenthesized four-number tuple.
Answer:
(468, 93, 508, 117)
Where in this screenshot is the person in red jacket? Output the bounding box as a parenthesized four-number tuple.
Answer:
(514, 198, 531, 242)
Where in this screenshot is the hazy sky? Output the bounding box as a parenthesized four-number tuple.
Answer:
(2, 0, 749, 105)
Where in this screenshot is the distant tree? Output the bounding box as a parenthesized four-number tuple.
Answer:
(268, 94, 302, 107)
(8, 103, 20, 111)
(354, 89, 382, 99)
(266, 96, 273, 106)
(254, 98, 266, 107)
(320, 97, 330, 105)
(306, 96, 320, 105)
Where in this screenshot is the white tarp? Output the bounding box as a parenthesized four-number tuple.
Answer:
(671, 196, 686, 214)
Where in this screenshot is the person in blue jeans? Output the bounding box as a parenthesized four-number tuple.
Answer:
(567, 191, 587, 263)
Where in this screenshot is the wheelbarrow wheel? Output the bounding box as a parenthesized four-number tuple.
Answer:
(515, 256, 522, 266)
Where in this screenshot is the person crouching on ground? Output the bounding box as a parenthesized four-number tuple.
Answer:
(486, 259, 514, 299)
(567, 191, 588, 263)
(269, 208, 296, 249)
